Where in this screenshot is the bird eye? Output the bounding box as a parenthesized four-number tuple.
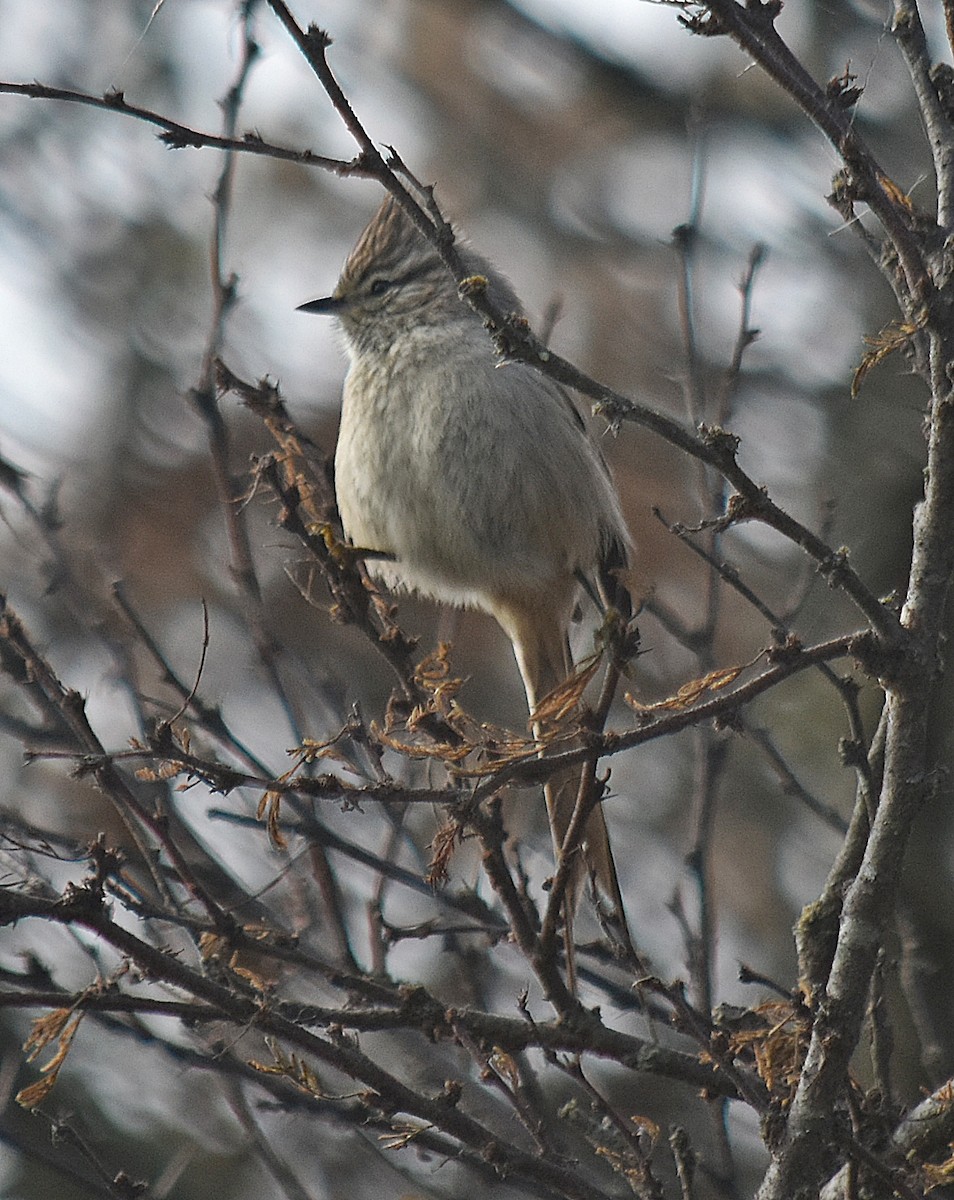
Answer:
(369, 278, 392, 296)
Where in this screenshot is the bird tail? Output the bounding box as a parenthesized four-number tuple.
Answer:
(501, 602, 632, 989)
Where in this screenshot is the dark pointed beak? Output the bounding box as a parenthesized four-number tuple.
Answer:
(296, 295, 341, 315)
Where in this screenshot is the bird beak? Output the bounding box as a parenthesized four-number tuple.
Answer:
(296, 295, 342, 314)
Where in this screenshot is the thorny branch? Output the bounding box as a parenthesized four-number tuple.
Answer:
(3, 1, 954, 1198)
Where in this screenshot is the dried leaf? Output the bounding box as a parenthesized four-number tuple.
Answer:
(256, 789, 287, 850)
(630, 1113, 662, 1144)
(22, 1008, 73, 1059)
(373, 722, 474, 762)
(247, 1057, 286, 1076)
(531, 655, 601, 725)
(877, 170, 915, 213)
(17, 1009, 83, 1109)
(379, 1121, 432, 1150)
(249, 1040, 323, 1097)
(727, 1001, 808, 1100)
(199, 931, 227, 961)
(310, 743, 354, 769)
(626, 657, 759, 714)
(294, 728, 360, 769)
(445, 741, 540, 778)
(489, 1047, 521, 1091)
(852, 319, 920, 398)
(924, 1146, 954, 1191)
(427, 819, 464, 887)
(135, 759, 182, 781)
(241, 923, 273, 942)
(411, 643, 467, 718)
(16, 1076, 57, 1109)
(228, 951, 269, 992)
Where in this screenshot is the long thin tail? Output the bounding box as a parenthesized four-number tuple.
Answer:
(499, 601, 631, 985)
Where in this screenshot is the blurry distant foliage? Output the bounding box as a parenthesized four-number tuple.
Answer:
(1, 2, 954, 1199)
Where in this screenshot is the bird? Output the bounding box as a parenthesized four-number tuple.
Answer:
(298, 192, 633, 980)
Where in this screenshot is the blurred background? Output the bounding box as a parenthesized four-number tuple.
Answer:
(0, 1, 950, 1197)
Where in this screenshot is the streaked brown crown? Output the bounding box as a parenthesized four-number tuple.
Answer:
(328, 195, 523, 354)
(340, 194, 434, 290)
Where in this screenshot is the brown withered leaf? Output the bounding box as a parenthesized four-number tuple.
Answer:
(531, 655, 601, 726)
(294, 734, 355, 770)
(199, 931, 228, 961)
(458, 273, 489, 298)
(727, 1000, 808, 1101)
(626, 656, 761, 714)
(924, 1147, 954, 1191)
(241, 923, 273, 942)
(249, 1039, 323, 1097)
(373, 721, 475, 763)
(256, 789, 288, 850)
(427, 818, 464, 887)
(454, 754, 536, 780)
(377, 641, 568, 773)
(921, 1082, 954, 1190)
(593, 1144, 642, 1185)
(372, 637, 596, 781)
(17, 1008, 84, 1109)
(15, 1076, 58, 1109)
(630, 1113, 662, 1144)
(22, 1007, 74, 1059)
(415, 642, 462, 691)
(379, 1121, 433, 1151)
(877, 170, 915, 213)
(852, 318, 921, 398)
(446, 717, 579, 778)
(489, 1047, 521, 1091)
(135, 759, 182, 782)
(228, 951, 270, 992)
(408, 643, 469, 726)
(372, 645, 480, 762)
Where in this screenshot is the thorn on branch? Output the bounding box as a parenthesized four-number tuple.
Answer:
(490, 314, 537, 362)
(826, 66, 863, 110)
(679, 8, 726, 37)
(846, 627, 912, 683)
(713, 707, 743, 733)
(58, 879, 108, 922)
(753, 0, 784, 22)
(671, 222, 697, 252)
(304, 24, 333, 52)
(765, 633, 803, 665)
(159, 128, 206, 150)
(698, 423, 740, 466)
(817, 547, 851, 588)
(438, 1078, 463, 1108)
(838, 737, 866, 769)
(828, 168, 860, 222)
(86, 832, 125, 892)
